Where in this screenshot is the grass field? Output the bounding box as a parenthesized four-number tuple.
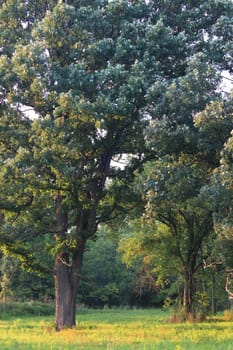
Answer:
(0, 307, 233, 349)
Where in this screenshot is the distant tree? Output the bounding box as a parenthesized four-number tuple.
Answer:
(213, 122, 233, 233)
(139, 0, 233, 319)
(78, 230, 148, 308)
(118, 219, 178, 301)
(142, 97, 233, 319)
(0, 254, 15, 302)
(139, 157, 214, 319)
(0, 252, 54, 302)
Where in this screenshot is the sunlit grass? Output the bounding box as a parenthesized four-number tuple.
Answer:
(0, 308, 233, 349)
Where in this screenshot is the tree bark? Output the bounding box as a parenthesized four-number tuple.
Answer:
(54, 238, 86, 331)
(54, 253, 74, 330)
(183, 267, 195, 321)
(54, 194, 86, 331)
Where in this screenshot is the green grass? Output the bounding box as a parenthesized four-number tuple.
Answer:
(0, 307, 233, 349)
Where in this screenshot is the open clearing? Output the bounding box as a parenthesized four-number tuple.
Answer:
(0, 308, 233, 349)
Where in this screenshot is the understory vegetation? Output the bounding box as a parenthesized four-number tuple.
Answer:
(0, 233, 231, 315)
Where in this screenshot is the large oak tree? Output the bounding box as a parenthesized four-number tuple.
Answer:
(0, 0, 232, 329)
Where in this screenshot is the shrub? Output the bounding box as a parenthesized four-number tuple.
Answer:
(0, 301, 54, 318)
(223, 309, 233, 321)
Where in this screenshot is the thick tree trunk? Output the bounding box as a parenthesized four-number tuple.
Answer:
(54, 193, 86, 331)
(54, 254, 75, 330)
(54, 237, 86, 331)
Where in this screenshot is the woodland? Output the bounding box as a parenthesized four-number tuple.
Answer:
(0, 0, 233, 331)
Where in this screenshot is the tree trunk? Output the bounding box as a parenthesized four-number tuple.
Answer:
(54, 253, 75, 330)
(211, 272, 217, 315)
(54, 193, 86, 331)
(183, 268, 195, 321)
(54, 237, 86, 331)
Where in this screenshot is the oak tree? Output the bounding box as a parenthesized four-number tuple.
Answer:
(0, 0, 232, 328)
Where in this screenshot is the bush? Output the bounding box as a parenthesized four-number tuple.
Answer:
(169, 308, 186, 323)
(0, 301, 54, 318)
(223, 309, 233, 321)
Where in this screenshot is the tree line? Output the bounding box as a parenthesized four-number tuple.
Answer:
(0, 0, 233, 330)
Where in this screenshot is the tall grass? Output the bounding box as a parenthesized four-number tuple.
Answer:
(0, 306, 233, 349)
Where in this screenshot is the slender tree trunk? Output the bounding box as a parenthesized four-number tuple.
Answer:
(211, 272, 217, 315)
(183, 268, 195, 321)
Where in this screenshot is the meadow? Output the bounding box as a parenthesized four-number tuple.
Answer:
(0, 306, 233, 350)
